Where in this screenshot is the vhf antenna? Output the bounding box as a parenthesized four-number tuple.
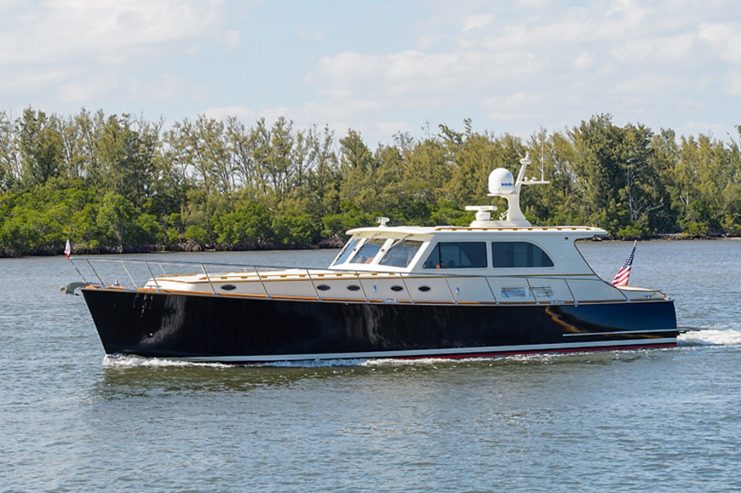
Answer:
(539, 127, 546, 182)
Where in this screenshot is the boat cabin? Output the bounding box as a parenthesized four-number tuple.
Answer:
(329, 226, 607, 277)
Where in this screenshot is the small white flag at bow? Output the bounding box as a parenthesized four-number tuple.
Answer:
(611, 240, 636, 287)
(64, 239, 72, 259)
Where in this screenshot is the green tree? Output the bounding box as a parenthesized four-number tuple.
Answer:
(17, 109, 63, 187)
(0, 111, 19, 191)
(96, 191, 140, 248)
(2, 108, 740, 256)
(338, 129, 378, 214)
(95, 114, 158, 204)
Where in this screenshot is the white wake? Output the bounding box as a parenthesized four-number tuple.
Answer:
(102, 331, 740, 369)
(678, 329, 741, 346)
(255, 358, 368, 368)
(102, 354, 230, 368)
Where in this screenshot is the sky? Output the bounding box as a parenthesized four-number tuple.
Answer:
(1, 0, 740, 145)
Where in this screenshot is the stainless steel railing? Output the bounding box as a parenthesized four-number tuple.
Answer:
(71, 258, 438, 302)
(69, 257, 637, 305)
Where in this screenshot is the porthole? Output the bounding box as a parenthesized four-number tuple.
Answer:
(347, 285, 361, 291)
(316, 284, 331, 291)
(220, 284, 237, 291)
(390, 285, 404, 292)
(418, 286, 431, 292)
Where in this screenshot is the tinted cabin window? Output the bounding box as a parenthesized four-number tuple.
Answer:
(491, 242, 554, 268)
(423, 242, 487, 269)
(350, 239, 386, 264)
(379, 240, 423, 268)
(334, 238, 361, 265)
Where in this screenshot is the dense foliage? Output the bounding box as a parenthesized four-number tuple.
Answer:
(0, 109, 738, 256)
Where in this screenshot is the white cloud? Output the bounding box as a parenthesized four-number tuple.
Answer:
(0, 68, 70, 92)
(303, 0, 741, 143)
(416, 34, 441, 49)
(0, 1, 237, 110)
(0, 0, 738, 146)
(611, 33, 696, 64)
(615, 73, 675, 95)
(317, 52, 384, 87)
(0, 0, 223, 65)
(697, 22, 741, 63)
(485, 91, 542, 120)
(515, 0, 556, 9)
(315, 47, 540, 105)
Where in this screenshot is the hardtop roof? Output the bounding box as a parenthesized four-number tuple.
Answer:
(346, 225, 608, 238)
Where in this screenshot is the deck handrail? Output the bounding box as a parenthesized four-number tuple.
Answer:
(73, 256, 603, 280)
(70, 257, 643, 305)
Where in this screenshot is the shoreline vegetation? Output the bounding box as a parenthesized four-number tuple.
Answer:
(1, 109, 738, 258)
(12, 234, 740, 260)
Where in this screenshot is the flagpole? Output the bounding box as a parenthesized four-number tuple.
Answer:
(610, 240, 637, 287)
(64, 239, 87, 283)
(68, 258, 86, 283)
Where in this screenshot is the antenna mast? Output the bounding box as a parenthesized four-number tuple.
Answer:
(540, 128, 546, 182)
(465, 152, 550, 228)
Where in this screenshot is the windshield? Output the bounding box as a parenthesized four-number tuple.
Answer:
(333, 237, 361, 265)
(378, 240, 423, 268)
(349, 239, 386, 264)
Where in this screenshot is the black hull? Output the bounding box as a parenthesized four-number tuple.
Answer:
(81, 288, 678, 363)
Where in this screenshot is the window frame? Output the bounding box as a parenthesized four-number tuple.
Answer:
(331, 237, 362, 266)
(348, 238, 388, 265)
(490, 241, 554, 269)
(378, 239, 424, 268)
(422, 241, 489, 269)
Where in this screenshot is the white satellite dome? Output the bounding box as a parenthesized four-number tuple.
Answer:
(488, 168, 515, 195)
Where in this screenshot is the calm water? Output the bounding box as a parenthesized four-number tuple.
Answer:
(1, 241, 740, 492)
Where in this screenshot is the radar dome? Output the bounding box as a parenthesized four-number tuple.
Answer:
(488, 168, 515, 195)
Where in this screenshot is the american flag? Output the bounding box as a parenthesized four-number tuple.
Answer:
(611, 241, 637, 287)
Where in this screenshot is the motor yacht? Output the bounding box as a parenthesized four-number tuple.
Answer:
(75, 154, 678, 362)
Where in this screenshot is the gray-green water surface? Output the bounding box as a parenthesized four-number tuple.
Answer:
(1, 240, 739, 492)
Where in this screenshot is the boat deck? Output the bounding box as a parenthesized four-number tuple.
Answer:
(75, 258, 669, 306)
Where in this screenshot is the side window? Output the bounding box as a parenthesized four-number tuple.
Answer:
(333, 238, 361, 265)
(423, 242, 487, 269)
(350, 239, 386, 264)
(491, 242, 554, 268)
(379, 240, 423, 268)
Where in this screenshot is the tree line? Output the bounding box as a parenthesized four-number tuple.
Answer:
(0, 108, 738, 257)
